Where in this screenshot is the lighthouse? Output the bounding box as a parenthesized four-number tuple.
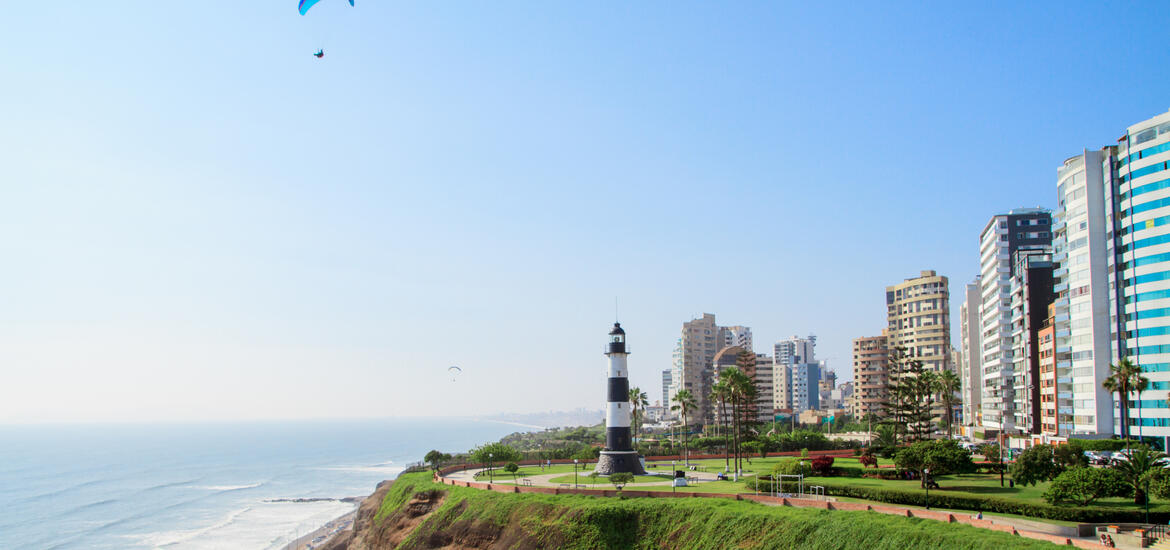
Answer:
(594, 322, 646, 475)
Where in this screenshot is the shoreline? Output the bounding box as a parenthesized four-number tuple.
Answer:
(281, 506, 359, 550)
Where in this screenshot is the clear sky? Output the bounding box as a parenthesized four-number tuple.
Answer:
(3, 1, 1169, 423)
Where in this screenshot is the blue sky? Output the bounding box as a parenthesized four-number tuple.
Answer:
(2, 1, 1169, 422)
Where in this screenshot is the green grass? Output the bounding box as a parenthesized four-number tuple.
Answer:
(380, 471, 1058, 549)
(473, 464, 583, 479)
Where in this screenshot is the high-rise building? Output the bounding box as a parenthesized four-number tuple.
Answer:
(886, 270, 951, 373)
(1055, 149, 1117, 437)
(1114, 109, 1170, 445)
(1038, 304, 1058, 434)
(959, 278, 982, 429)
(668, 313, 746, 424)
(1008, 249, 1055, 434)
(723, 326, 753, 351)
(977, 210, 1052, 434)
(852, 334, 888, 419)
(791, 363, 821, 413)
(775, 335, 816, 366)
(773, 335, 816, 415)
(661, 369, 672, 414)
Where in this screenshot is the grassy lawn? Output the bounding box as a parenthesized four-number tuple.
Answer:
(472, 463, 584, 479)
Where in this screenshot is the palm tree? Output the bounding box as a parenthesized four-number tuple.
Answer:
(709, 378, 732, 471)
(1112, 447, 1167, 504)
(671, 389, 697, 466)
(628, 386, 648, 447)
(1103, 358, 1147, 443)
(720, 366, 755, 476)
(935, 370, 961, 438)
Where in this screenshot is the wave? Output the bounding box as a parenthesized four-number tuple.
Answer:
(142, 477, 202, 492)
(125, 506, 254, 548)
(315, 464, 405, 475)
(17, 477, 117, 504)
(61, 498, 118, 514)
(185, 482, 265, 492)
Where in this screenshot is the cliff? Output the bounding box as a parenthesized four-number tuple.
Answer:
(323, 472, 1058, 550)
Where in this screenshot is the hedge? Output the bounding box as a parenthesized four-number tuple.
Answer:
(744, 479, 1170, 523)
(1069, 438, 1142, 452)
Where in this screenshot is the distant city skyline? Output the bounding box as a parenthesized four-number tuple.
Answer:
(3, 2, 1170, 422)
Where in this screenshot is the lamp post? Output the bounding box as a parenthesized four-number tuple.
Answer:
(672, 460, 677, 494)
(574, 459, 579, 488)
(924, 468, 930, 510)
(488, 453, 494, 483)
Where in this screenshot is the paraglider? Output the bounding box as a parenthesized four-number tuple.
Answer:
(448, 366, 462, 382)
(299, 0, 354, 16)
(313, 49, 324, 58)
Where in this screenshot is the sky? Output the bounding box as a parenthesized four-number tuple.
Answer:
(3, 1, 1170, 423)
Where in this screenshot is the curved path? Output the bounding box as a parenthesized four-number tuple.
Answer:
(446, 466, 731, 488)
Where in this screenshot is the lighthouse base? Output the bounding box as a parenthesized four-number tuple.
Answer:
(594, 450, 646, 475)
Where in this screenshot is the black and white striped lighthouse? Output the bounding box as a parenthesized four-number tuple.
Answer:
(594, 322, 646, 475)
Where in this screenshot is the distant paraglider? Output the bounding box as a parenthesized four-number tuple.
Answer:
(448, 366, 462, 382)
(313, 49, 324, 58)
(298, 0, 354, 16)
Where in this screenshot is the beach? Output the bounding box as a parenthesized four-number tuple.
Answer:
(282, 508, 358, 550)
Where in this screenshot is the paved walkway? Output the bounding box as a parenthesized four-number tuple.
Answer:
(448, 466, 730, 488)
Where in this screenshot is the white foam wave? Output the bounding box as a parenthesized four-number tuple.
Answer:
(315, 464, 405, 475)
(127, 500, 355, 550)
(186, 483, 263, 492)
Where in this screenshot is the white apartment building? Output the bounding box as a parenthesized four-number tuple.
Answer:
(1054, 150, 1116, 436)
(959, 278, 982, 429)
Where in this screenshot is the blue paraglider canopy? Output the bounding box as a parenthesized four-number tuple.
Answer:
(299, 0, 354, 16)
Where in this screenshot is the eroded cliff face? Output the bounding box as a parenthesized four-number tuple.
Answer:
(321, 479, 575, 550)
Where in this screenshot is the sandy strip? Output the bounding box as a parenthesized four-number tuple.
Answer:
(281, 508, 358, 550)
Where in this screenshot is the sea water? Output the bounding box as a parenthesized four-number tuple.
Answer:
(0, 419, 524, 549)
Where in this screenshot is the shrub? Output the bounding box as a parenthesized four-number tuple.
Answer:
(1070, 438, 1141, 452)
(742, 478, 1169, 523)
(894, 439, 974, 484)
(810, 456, 834, 476)
(1043, 467, 1128, 506)
(859, 455, 877, 468)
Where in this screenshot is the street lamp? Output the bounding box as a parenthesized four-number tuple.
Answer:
(489, 453, 494, 483)
(924, 468, 931, 510)
(574, 459, 579, 488)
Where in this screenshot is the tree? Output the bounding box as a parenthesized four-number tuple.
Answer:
(1053, 441, 1089, 469)
(894, 439, 975, 488)
(610, 472, 634, 490)
(504, 462, 519, 483)
(742, 440, 764, 460)
(1044, 467, 1128, 506)
(1102, 357, 1148, 443)
(709, 378, 732, 471)
(721, 365, 756, 475)
(872, 424, 899, 459)
(628, 386, 649, 446)
(1009, 445, 1064, 486)
(671, 389, 698, 466)
(935, 370, 961, 438)
(424, 450, 452, 472)
(978, 443, 1006, 487)
(880, 347, 938, 443)
(588, 470, 599, 488)
(1112, 447, 1167, 504)
(470, 442, 522, 466)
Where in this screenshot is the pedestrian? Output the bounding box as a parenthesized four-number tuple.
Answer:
(976, 511, 983, 520)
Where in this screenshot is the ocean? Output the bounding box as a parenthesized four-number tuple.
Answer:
(0, 418, 526, 549)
